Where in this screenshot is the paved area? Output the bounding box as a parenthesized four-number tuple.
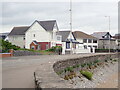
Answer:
(3, 54, 98, 88)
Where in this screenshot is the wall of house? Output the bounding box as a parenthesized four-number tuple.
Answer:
(98, 40, 117, 49)
(8, 35, 25, 48)
(38, 42, 50, 50)
(76, 38, 98, 49)
(25, 22, 52, 49)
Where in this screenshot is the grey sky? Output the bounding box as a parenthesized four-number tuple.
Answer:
(1, 0, 119, 35)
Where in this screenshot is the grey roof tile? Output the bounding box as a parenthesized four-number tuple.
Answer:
(57, 31, 70, 42)
(37, 20, 56, 31)
(9, 20, 57, 36)
(91, 32, 108, 39)
(8, 26, 30, 35)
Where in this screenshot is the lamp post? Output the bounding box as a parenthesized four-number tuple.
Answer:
(105, 16, 111, 53)
(70, 0, 73, 54)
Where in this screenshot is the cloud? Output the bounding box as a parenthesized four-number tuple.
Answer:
(1, 1, 118, 35)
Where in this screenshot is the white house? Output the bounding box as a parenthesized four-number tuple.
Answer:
(57, 31, 97, 54)
(7, 20, 98, 54)
(7, 26, 29, 48)
(73, 31, 98, 53)
(8, 20, 62, 50)
(57, 31, 79, 54)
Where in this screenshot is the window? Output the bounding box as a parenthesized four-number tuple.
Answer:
(66, 42, 70, 49)
(31, 46, 35, 50)
(84, 45, 87, 49)
(88, 45, 92, 48)
(83, 39, 87, 43)
(93, 46, 97, 49)
(88, 39, 92, 43)
(33, 34, 35, 37)
(93, 39, 97, 43)
(23, 37, 25, 40)
(46, 44, 49, 50)
(57, 36, 61, 41)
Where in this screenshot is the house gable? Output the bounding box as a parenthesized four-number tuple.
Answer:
(53, 22, 59, 31)
(67, 32, 75, 40)
(25, 21, 52, 49)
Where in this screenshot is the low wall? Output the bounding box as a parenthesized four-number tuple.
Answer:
(53, 53, 118, 73)
(0, 53, 12, 58)
(13, 50, 41, 56)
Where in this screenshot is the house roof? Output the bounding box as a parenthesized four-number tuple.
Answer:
(91, 32, 108, 39)
(8, 20, 57, 36)
(73, 31, 97, 39)
(37, 20, 56, 31)
(8, 26, 30, 35)
(57, 31, 71, 42)
(113, 34, 120, 39)
(91, 32, 112, 39)
(33, 40, 38, 45)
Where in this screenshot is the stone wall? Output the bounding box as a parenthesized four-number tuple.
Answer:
(53, 53, 118, 73)
(13, 50, 41, 56)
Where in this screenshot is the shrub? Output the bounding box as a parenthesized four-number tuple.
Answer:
(94, 60, 99, 64)
(81, 63, 86, 67)
(46, 46, 62, 54)
(66, 67, 74, 72)
(80, 70, 93, 80)
(95, 49, 116, 53)
(113, 59, 118, 62)
(1, 39, 20, 53)
(56, 70, 64, 75)
(73, 64, 80, 68)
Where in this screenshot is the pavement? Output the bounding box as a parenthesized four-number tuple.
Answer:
(2, 54, 97, 88)
(2, 53, 117, 88)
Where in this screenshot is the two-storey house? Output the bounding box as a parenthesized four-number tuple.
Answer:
(91, 32, 116, 49)
(73, 31, 98, 53)
(8, 20, 62, 50)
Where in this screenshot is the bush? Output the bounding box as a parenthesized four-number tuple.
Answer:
(46, 46, 62, 54)
(95, 49, 116, 53)
(81, 63, 86, 67)
(80, 70, 93, 80)
(64, 66, 73, 72)
(1, 39, 20, 53)
(94, 60, 99, 64)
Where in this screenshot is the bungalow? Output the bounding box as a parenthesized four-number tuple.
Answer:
(91, 32, 116, 49)
(8, 20, 62, 50)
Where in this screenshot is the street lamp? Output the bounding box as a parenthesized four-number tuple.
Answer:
(70, 0, 73, 54)
(105, 16, 111, 53)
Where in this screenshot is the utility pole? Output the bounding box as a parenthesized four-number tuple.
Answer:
(105, 16, 111, 53)
(70, 0, 73, 54)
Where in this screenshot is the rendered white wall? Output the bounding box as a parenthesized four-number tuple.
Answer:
(25, 22, 52, 49)
(8, 35, 25, 48)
